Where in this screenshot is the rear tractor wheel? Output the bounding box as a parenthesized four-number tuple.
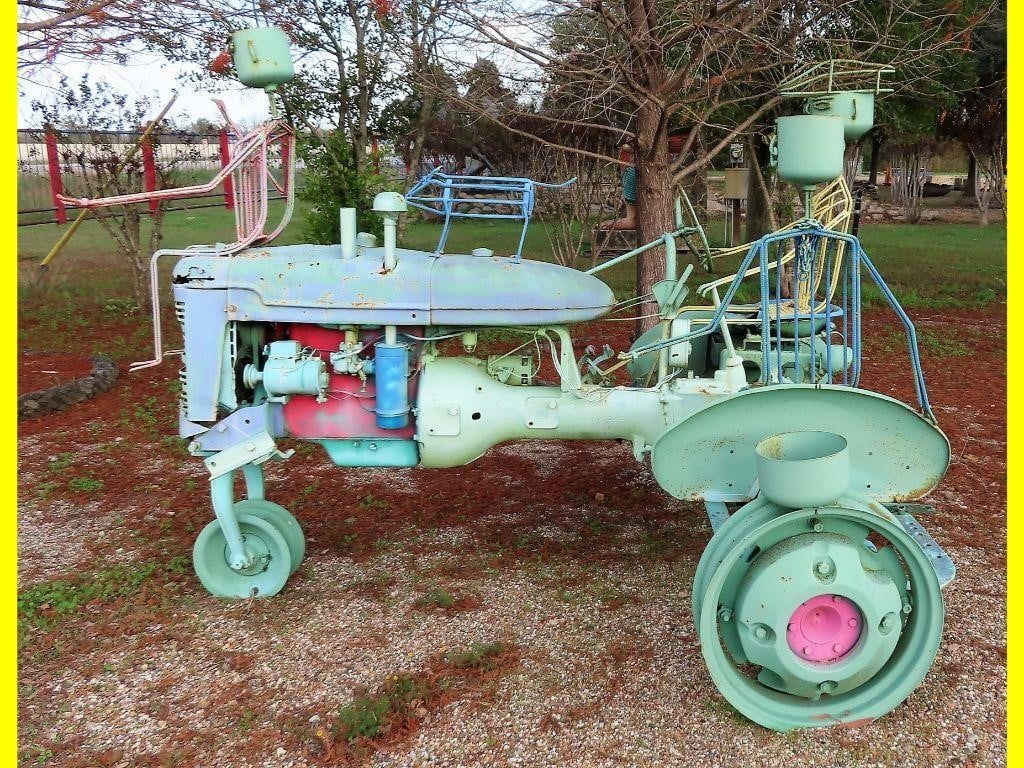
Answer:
(695, 504, 943, 731)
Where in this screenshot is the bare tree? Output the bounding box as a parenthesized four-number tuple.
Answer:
(530, 149, 616, 269)
(433, 0, 989, 332)
(32, 76, 195, 312)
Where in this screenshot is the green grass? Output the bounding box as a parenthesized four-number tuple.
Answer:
(67, 476, 104, 493)
(18, 556, 190, 643)
(17, 203, 1005, 321)
(876, 327, 972, 358)
(414, 586, 456, 609)
(443, 640, 509, 670)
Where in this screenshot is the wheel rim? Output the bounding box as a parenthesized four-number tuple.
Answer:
(692, 494, 781, 626)
(193, 513, 292, 598)
(235, 499, 305, 575)
(698, 505, 944, 731)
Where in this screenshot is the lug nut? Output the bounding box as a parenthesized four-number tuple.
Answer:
(718, 607, 732, 622)
(879, 612, 898, 635)
(754, 626, 768, 640)
(819, 680, 837, 693)
(815, 560, 832, 576)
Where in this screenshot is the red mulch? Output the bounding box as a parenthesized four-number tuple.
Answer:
(19, 351, 97, 395)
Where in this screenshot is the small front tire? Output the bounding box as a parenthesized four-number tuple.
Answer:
(193, 513, 292, 598)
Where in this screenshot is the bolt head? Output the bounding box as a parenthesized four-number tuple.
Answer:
(754, 626, 767, 640)
(718, 607, 732, 622)
(902, 602, 913, 614)
(818, 680, 837, 693)
(815, 560, 832, 575)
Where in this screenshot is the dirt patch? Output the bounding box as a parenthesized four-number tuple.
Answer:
(19, 351, 96, 395)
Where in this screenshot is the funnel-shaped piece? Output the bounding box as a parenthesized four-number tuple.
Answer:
(776, 115, 845, 190)
(231, 27, 294, 90)
(755, 430, 849, 508)
(804, 91, 875, 140)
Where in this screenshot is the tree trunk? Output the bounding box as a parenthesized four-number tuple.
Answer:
(633, 109, 673, 339)
(867, 132, 883, 187)
(745, 132, 775, 241)
(965, 149, 977, 202)
(843, 142, 863, 188)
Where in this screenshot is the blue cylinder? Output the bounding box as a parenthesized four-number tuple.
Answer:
(374, 342, 410, 429)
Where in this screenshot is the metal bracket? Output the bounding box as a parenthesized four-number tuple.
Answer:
(579, 344, 615, 384)
(204, 431, 294, 479)
(705, 500, 731, 533)
(897, 512, 956, 589)
(883, 502, 936, 516)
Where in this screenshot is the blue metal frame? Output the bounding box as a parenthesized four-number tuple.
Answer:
(405, 168, 576, 261)
(625, 225, 935, 421)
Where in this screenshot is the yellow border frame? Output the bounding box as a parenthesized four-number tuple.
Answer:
(6, 2, 19, 764)
(1006, 2, 1018, 763)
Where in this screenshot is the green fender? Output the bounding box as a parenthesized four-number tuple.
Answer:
(650, 385, 949, 503)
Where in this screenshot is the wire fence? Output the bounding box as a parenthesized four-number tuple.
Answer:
(17, 127, 300, 226)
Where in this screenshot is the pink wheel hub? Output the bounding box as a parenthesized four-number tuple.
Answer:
(787, 594, 862, 663)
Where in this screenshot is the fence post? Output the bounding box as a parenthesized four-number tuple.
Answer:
(141, 135, 158, 214)
(43, 124, 67, 225)
(219, 128, 235, 210)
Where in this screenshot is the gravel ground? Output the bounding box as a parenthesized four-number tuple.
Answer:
(18, 452, 1005, 768)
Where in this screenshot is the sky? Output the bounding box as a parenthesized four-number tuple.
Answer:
(18, 51, 272, 130)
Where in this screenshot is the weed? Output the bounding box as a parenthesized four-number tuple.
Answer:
(704, 695, 747, 724)
(34, 481, 59, 499)
(513, 533, 535, 550)
(132, 396, 161, 435)
(184, 478, 199, 492)
(358, 494, 388, 510)
(334, 673, 433, 743)
(17, 557, 186, 643)
(103, 297, 140, 316)
(444, 641, 508, 670)
(336, 693, 392, 742)
(68, 476, 104, 493)
(298, 479, 320, 500)
(877, 328, 970, 358)
(415, 587, 456, 609)
(46, 452, 74, 473)
(236, 709, 258, 733)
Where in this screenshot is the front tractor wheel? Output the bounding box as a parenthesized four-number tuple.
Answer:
(696, 504, 944, 731)
(193, 512, 292, 598)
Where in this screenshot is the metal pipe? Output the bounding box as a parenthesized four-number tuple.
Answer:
(383, 216, 398, 270)
(340, 207, 356, 258)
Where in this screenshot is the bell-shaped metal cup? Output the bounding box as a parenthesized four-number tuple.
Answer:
(776, 115, 846, 190)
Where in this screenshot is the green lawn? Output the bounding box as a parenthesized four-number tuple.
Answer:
(17, 202, 1005, 312)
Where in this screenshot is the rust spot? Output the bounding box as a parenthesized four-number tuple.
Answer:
(757, 435, 785, 460)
